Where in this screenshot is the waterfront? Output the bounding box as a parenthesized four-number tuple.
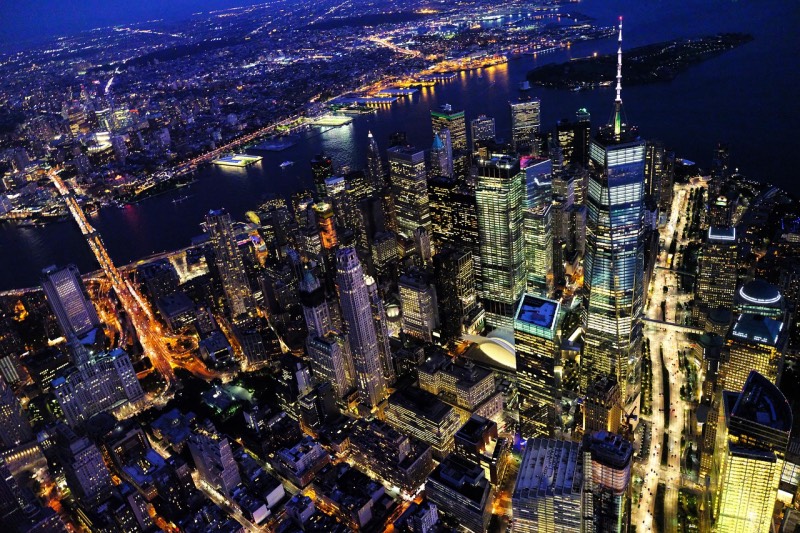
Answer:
(2, 0, 798, 290)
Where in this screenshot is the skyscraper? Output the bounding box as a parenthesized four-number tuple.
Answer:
(431, 104, 467, 151)
(399, 268, 438, 343)
(696, 227, 738, 312)
(523, 159, 553, 297)
(582, 430, 633, 532)
(366, 131, 384, 193)
(470, 115, 496, 153)
(434, 248, 480, 343)
(514, 294, 562, 437)
(206, 209, 255, 320)
(41, 264, 101, 339)
(311, 153, 333, 199)
(307, 332, 354, 401)
(510, 97, 541, 154)
(299, 269, 331, 339)
(366, 275, 395, 383)
(336, 247, 387, 409)
(712, 371, 792, 532)
(476, 156, 526, 331)
(581, 19, 646, 409)
(388, 145, 431, 239)
(54, 423, 114, 505)
(0, 376, 33, 448)
(430, 130, 453, 178)
(724, 313, 784, 391)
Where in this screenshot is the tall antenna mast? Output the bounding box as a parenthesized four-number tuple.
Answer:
(614, 16, 623, 141)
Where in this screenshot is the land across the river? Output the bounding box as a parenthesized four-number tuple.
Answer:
(527, 33, 753, 90)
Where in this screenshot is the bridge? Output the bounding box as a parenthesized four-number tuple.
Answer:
(643, 317, 703, 335)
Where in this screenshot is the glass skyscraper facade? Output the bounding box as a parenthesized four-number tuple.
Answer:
(582, 130, 646, 408)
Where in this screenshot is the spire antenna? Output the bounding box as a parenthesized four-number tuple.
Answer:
(613, 16, 623, 140)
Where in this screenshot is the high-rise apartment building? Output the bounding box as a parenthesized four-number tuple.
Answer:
(336, 247, 387, 409)
(188, 421, 241, 496)
(510, 98, 541, 154)
(476, 156, 526, 331)
(206, 209, 255, 320)
(581, 21, 646, 409)
(514, 294, 562, 438)
(712, 371, 792, 532)
(41, 264, 101, 339)
(388, 145, 430, 240)
(513, 438, 582, 532)
(697, 227, 738, 312)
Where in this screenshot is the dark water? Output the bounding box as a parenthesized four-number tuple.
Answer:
(2, 0, 798, 290)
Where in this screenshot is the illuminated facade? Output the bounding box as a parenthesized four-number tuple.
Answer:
(336, 247, 387, 409)
(523, 159, 553, 297)
(312, 201, 338, 249)
(476, 156, 526, 330)
(470, 114, 496, 152)
(388, 145, 430, 239)
(434, 248, 480, 343)
(40, 264, 101, 339)
(724, 313, 784, 391)
(513, 438, 582, 532)
(514, 294, 562, 438)
(399, 268, 438, 343)
(384, 387, 461, 460)
(431, 104, 467, 151)
(712, 371, 792, 532)
(697, 227, 738, 311)
(206, 209, 255, 320)
(306, 332, 353, 401)
(581, 129, 646, 408)
(510, 98, 541, 154)
(582, 431, 633, 533)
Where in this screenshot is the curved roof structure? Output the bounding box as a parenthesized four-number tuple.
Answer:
(738, 279, 782, 306)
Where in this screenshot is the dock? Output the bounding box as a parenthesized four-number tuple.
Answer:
(212, 154, 263, 167)
(307, 114, 354, 127)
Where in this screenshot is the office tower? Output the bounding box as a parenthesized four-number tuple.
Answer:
(709, 142, 730, 200)
(724, 313, 784, 391)
(277, 354, 313, 419)
(697, 227, 738, 312)
(735, 279, 785, 319)
(335, 247, 387, 409)
(514, 294, 563, 438)
(372, 231, 399, 284)
(385, 388, 461, 459)
(581, 19, 646, 409)
(584, 376, 622, 435)
(41, 264, 101, 339)
(644, 140, 674, 211)
(189, 421, 241, 496)
(399, 268, 438, 343)
(413, 226, 433, 266)
(582, 430, 633, 533)
(388, 145, 431, 240)
(712, 371, 791, 533)
(366, 131, 384, 192)
(206, 209, 255, 320)
(299, 270, 331, 339)
(510, 97, 541, 154)
(418, 355, 502, 424)
(431, 104, 467, 151)
(428, 175, 457, 250)
(312, 201, 338, 250)
(307, 332, 353, 400)
(556, 119, 576, 168)
(366, 275, 394, 383)
(470, 115, 496, 152)
(425, 454, 494, 533)
(513, 438, 582, 532)
(430, 130, 453, 178)
(573, 108, 592, 167)
(434, 248, 479, 343)
(0, 376, 33, 448)
(476, 156, 526, 331)
(311, 153, 333, 199)
(523, 159, 554, 296)
(54, 424, 114, 505)
(451, 189, 482, 292)
(52, 348, 144, 426)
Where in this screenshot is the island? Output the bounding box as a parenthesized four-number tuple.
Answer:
(527, 33, 753, 90)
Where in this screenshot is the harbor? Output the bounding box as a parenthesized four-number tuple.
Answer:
(211, 154, 264, 167)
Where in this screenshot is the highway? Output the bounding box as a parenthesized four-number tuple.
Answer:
(634, 183, 698, 532)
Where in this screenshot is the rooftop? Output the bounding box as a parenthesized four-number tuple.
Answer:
(730, 313, 783, 347)
(737, 279, 782, 306)
(708, 226, 737, 242)
(730, 371, 793, 433)
(515, 294, 560, 330)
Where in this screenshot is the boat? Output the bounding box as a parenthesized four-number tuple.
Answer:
(519, 80, 531, 91)
(172, 195, 193, 205)
(571, 86, 583, 92)
(280, 161, 294, 168)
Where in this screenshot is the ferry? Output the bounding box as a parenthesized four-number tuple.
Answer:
(280, 160, 294, 168)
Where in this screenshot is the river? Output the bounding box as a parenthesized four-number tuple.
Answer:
(2, 0, 798, 290)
